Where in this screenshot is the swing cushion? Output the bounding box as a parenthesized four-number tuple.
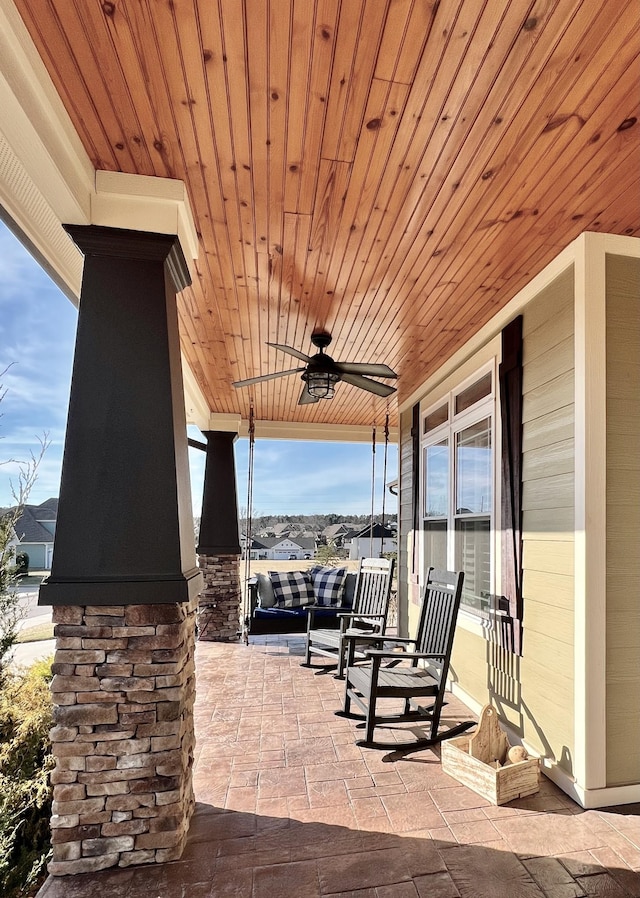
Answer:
(269, 570, 316, 608)
(309, 566, 348, 606)
(255, 573, 277, 608)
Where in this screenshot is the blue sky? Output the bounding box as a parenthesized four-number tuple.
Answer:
(0, 221, 397, 517)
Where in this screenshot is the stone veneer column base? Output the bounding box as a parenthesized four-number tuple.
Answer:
(48, 596, 197, 875)
(197, 554, 241, 642)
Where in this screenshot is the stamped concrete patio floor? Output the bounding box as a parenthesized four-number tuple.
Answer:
(39, 635, 640, 898)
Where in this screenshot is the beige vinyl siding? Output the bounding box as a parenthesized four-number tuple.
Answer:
(440, 269, 577, 772)
(404, 267, 577, 769)
(520, 267, 575, 774)
(605, 254, 640, 786)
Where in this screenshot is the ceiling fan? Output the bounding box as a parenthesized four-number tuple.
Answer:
(232, 331, 397, 405)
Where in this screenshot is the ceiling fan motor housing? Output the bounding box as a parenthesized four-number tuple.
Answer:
(310, 331, 332, 350)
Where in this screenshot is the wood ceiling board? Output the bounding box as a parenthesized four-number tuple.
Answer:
(10, 0, 640, 429)
(327, 0, 539, 359)
(346, 1, 637, 375)
(283, 0, 315, 215)
(321, 79, 411, 343)
(320, 0, 390, 164)
(343, 1, 586, 356)
(295, 0, 341, 216)
(375, 0, 440, 85)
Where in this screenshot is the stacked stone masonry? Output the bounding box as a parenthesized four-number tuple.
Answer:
(197, 554, 241, 642)
(48, 597, 197, 875)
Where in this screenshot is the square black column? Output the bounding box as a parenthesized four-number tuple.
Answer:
(39, 225, 203, 605)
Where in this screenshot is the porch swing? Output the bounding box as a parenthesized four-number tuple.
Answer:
(241, 409, 395, 643)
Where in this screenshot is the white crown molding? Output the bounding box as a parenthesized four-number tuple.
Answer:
(92, 171, 199, 264)
(207, 414, 243, 434)
(182, 357, 211, 429)
(233, 420, 399, 443)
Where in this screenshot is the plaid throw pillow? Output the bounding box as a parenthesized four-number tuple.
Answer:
(269, 570, 315, 608)
(309, 566, 348, 606)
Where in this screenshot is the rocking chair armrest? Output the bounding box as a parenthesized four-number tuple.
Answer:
(335, 611, 384, 620)
(247, 578, 259, 616)
(341, 632, 385, 646)
(305, 605, 324, 632)
(364, 649, 447, 661)
(336, 611, 384, 634)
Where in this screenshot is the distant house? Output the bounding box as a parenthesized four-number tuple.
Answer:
(348, 522, 396, 560)
(322, 522, 358, 547)
(3, 497, 58, 570)
(248, 535, 316, 561)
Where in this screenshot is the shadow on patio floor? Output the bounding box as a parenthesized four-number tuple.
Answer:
(37, 635, 640, 897)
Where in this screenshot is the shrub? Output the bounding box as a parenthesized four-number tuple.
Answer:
(0, 658, 54, 898)
(14, 553, 29, 577)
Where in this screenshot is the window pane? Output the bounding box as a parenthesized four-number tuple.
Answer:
(455, 518, 491, 613)
(455, 372, 492, 415)
(424, 520, 447, 571)
(456, 419, 492, 515)
(424, 439, 448, 517)
(424, 404, 448, 434)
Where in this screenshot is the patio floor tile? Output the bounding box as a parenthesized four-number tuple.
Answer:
(36, 636, 640, 898)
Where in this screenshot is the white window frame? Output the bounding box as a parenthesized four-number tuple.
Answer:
(420, 361, 497, 619)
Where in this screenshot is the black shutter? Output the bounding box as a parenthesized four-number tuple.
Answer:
(410, 403, 421, 604)
(499, 316, 524, 655)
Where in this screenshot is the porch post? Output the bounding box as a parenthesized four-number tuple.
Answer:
(40, 225, 203, 875)
(197, 431, 242, 641)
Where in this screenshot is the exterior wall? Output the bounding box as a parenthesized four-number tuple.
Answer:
(605, 254, 640, 786)
(401, 267, 577, 775)
(19, 542, 48, 569)
(349, 537, 395, 559)
(519, 267, 575, 772)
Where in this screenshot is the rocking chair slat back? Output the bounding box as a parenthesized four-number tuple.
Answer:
(352, 556, 395, 623)
(415, 568, 462, 660)
(303, 556, 394, 677)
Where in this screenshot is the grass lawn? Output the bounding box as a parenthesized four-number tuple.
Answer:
(16, 621, 54, 643)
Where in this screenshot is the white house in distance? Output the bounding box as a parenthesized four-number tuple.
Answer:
(248, 535, 316, 561)
(3, 498, 58, 570)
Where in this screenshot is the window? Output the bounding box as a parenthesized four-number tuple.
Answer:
(421, 368, 495, 616)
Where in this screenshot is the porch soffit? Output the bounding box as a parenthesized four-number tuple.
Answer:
(5, 0, 640, 432)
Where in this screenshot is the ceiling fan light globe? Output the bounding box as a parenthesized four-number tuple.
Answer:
(304, 370, 339, 399)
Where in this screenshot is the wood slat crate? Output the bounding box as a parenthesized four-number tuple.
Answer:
(441, 705, 540, 806)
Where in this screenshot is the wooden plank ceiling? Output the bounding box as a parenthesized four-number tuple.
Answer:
(14, 0, 640, 429)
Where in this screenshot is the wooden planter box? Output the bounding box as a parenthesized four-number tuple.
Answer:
(441, 705, 540, 805)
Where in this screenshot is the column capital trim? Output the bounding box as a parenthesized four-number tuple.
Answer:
(39, 569, 204, 606)
(63, 224, 191, 291)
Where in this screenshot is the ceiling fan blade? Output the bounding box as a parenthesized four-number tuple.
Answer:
(232, 367, 305, 388)
(298, 384, 319, 405)
(339, 372, 397, 398)
(268, 342, 312, 364)
(334, 361, 397, 378)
